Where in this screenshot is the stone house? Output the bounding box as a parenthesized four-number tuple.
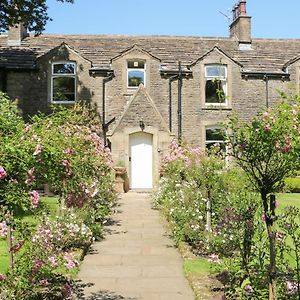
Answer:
(0, 0, 299, 190)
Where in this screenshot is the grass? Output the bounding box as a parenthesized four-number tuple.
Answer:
(184, 258, 217, 274)
(277, 193, 300, 209)
(0, 238, 8, 274)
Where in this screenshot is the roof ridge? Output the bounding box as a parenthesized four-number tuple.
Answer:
(28, 33, 233, 41)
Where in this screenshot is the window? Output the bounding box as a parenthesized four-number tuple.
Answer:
(127, 60, 145, 88)
(205, 64, 227, 105)
(51, 62, 76, 103)
(205, 126, 226, 152)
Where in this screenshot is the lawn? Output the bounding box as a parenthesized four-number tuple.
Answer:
(277, 193, 300, 209)
(0, 196, 59, 274)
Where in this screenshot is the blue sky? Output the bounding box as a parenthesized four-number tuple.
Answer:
(45, 0, 299, 39)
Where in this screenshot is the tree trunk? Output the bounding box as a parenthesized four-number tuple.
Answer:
(262, 192, 277, 300)
(242, 213, 254, 273)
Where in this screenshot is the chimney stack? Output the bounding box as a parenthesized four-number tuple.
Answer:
(229, 0, 251, 44)
(7, 23, 28, 46)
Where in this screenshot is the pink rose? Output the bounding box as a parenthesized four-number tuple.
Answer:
(33, 144, 43, 156)
(0, 221, 8, 237)
(263, 111, 269, 118)
(62, 160, 69, 166)
(30, 190, 40, 209)
(25, 167, 35, 185)
(0, 166, 7, 180)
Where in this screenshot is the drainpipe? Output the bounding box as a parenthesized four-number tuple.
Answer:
(169, 74, 177, 132)
(263, 74, 269, 108)
(102, 73, 114, 146)
(178, 62, 182, 142)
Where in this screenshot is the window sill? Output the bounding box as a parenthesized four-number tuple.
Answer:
(50, 101, 75, 105)
(202, 105, 232, 111)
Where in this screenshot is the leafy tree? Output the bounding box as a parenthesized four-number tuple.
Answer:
(227, 95, 300, 300)
(0, 0, 74, 34)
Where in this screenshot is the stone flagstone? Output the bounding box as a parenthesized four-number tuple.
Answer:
(76, 192, 195, 300)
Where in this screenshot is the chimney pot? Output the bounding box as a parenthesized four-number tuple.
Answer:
(229, 0, 251, 44)
(239, 0, 247, 16)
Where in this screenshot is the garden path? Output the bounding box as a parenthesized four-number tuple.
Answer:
(76, 191, 195, 300)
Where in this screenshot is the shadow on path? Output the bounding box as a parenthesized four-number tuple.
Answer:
(73, 281, 137, 300)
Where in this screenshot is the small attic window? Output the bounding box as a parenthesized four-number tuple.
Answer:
(51, 62, 76, 103)
(127, 60, 145, 88)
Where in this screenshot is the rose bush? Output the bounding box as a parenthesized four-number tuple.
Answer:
(227, 95, 300, 299)
(0, 93, 116, 299)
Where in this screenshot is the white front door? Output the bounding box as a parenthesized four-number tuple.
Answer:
(130, 132, 153, 189)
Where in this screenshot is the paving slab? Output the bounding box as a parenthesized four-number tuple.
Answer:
(76, 192, 195, 300)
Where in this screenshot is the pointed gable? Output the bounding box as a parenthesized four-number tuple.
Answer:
(37, 42, 92, 66)
(189, 46, 242, 67)
(112, 84, 169, 134)
(111, 44, 161, 62)
(283, 54, 300, 71)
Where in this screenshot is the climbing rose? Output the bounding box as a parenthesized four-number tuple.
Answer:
(0, 221, 8, 237)
(33, 144, 43, 156)
(0, 166, 7, 179)
(25, 167, 35, 185)
(286, 281, 298, 295)
(263, 111, 269, 118)
(48, 256, 58, 268)
(244, 284, 254, 295)
(64, 253, 78, 269)
(62, 160, 69, 166)
(30, 190, 40, 209)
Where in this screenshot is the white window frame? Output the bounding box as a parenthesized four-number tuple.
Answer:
(127, 60, 146, 89)
(205, 125, 227, 153)
(204, 64, 227, 106)
(51, 61, 76, 104)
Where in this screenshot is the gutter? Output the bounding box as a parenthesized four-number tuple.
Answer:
(241, 71, 290, 108)
(241, 71, 290, 80)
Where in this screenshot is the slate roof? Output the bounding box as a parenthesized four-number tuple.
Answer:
(0, 33, 300, 73)
(0, 46, 36, 69)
